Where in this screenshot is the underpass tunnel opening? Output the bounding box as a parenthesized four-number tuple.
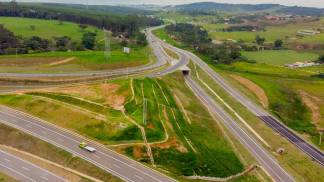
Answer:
(182, 70, 190, 76)
(181, 66, 191, 76)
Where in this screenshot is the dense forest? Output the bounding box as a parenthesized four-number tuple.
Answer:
(165, 23, 242, 64)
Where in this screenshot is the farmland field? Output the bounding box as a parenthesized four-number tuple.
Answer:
(242, 50, 318, 65)
(0, 17, 103, 42)
(202, 18, 324, 44)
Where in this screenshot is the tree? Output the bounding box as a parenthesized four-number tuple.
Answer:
(9, 0, 18, 16)
(82, 32, 97, 50)
(135, 33, 147, 46)
(255, 35, 265, 45)
(274, 39, 283, 48)
(79, 24, 88, 31)
(30, 25, 35, 31)
(317, 55, 324, 64)
(55, 36, 71, 51)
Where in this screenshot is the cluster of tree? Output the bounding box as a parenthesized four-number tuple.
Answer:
(223, 25, 265, 32)
(317, 55, 324, 64)
(165, 23, 211, 46)
(0, 1, 163, 38)
(241, 35, 284, 51)
(165, 23, 242, 64)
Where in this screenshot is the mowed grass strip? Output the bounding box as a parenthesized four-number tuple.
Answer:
(242, 50, 318, 65)
(0, 17, 103, 42)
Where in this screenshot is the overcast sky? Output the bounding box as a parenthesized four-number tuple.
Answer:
(5, 0, 324, 8)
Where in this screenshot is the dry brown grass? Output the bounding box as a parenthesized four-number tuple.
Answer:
(230, 74, 269, 108)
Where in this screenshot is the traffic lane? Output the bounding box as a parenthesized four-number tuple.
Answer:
(177, 47, 324, 167)
(0, 150, 66, 182)
(259, 116, 324, 165)
(185, 77, 294, 182)
(0, 106, 175, 182)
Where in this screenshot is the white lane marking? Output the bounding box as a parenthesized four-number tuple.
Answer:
(22, 166, 30, 171)
(113, 164, 121, 169)
(134, 175, 144, 180)
(25, 124, 32, 128)
(0, 150, 67, 182)
(41, 176, 49, 181)
(0, 162, 35, 182)
(93, 154, 101, 159)
(4, 158, 11, 162)
(0, 109, 172, 182)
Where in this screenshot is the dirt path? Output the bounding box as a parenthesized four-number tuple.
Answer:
(299, 90, 323, 130)
(230, 75, 269, 108)
(47, 57, 76, 66)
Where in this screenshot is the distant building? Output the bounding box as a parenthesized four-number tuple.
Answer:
(123, 47, 130, 54)
(285, 61, 319, 68)
(297, 29, 320, 36)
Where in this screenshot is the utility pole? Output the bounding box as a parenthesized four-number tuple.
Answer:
(143, 98, 147, 126)
(103, 28, 111, 61)
(320, 131, 323, 146)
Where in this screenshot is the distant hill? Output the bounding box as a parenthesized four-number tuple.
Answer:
(20, 3, 154, 15)
(171, 2, 324, 16)
(171, 2, 282, 13)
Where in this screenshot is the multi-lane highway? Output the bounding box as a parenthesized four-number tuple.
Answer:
(172, 45, 324, 166)
(148, 30, 296, 181)
(0, 150, 66, 182)
(0, 27, 183, 182)
(184, 76, 294, 182)
(0, 105, 175, 182)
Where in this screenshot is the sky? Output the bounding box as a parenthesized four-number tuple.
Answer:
(5, 0, 324, 8)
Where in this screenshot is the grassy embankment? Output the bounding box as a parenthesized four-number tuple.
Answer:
(154, 27, 324, 181)
(0, 75, 259, 181)
(0, 47, 150, 73)
(0, 123, 121, 182)
(0, 17, 104, 42)
(0, 17, 150, 73)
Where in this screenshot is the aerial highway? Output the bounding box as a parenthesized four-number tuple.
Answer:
(0, 149, 66, 182)
(184, 76, 294, 182)
(0, 27, 186, 182)
(148, 30, 295, 182)
(153, 29, 324, 167)
(0, 105, 175, 182)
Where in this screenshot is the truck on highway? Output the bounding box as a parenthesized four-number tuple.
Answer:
(79, 142, 96, 152)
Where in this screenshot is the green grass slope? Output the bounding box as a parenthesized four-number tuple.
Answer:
(0, 17, 103, 42)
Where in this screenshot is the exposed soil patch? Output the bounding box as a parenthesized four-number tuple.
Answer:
(230, 75, 269, 108)
(0, 57, 62, 67)
(299, 90, 323, 130)
(101, 83, 125, 110)
(153, 137, 187, 153)
(48, 57, 76, 66)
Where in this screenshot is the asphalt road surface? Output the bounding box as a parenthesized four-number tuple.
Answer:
(155, 31, 324, 166)
(0, 150, 66, 182)
(0, 106, 175, 182)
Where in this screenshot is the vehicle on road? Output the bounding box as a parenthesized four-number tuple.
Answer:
(79, 142, 96, 152)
